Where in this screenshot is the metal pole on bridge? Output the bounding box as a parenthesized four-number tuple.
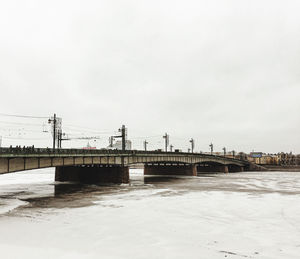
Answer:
(48, 114, 57, 151)
(223, 147, 226, 157)
(114, 125, 126, 151)
(163, 133, 169, 152)
(144, 140, 148, 151)
(209, 143, 213, 155)
(109, 136, 114, 148)
(190, 138, 194, 153)
(58, 129, 61, 149)
(121, 125, 126, 151)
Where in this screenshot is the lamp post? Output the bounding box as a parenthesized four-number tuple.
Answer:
(222, 147, 226, 157)
(209, 143, 213, 155)
(48, 113, 57, 150)
(144, 140, 148, 151)
(189, 138, 194, 153)
(114, 125, 127, 151)
(163, 133, 169, 152)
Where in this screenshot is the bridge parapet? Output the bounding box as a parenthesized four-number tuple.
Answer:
(0, 147, 246, 161)
(0, 147, 249, 175)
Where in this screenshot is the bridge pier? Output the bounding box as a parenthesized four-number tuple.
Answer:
(197, 164, 229, 173)
(144, 164, 197, 176)
(223, 165, 229, 173)
(228, 165, 244, 172)
(55, 165, 129, 184)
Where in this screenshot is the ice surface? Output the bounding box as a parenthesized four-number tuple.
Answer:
(0, 169, 300, 259)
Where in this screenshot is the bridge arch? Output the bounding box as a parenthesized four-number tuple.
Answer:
(197, 161, 244, 173)
(0, 148, 249, 183)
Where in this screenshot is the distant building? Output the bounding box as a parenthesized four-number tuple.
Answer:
(245, 152, 300, 166)
(202, 151, 300, 166)
(82, 142, 96, 150)
(107, 140, 132, 150)
(278, 152, 300, 166)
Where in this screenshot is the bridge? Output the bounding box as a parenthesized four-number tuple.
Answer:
(0, 147, 259, 184)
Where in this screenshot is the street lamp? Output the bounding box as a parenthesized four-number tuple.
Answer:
(189, 138, 194, 153)
(209, 143, 213, 155)
(222, 147, 226, 157)
(163, 133, 169, 152)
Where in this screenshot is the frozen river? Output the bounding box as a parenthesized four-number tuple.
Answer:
(0, 169, 300, 259)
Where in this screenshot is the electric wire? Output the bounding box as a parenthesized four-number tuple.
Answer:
(0, 113, 48, 119)
(64, 124, 114, 133)
(0, 116, 193, 150)
(2, 136, 49, 140)
(0, 120, 46, 127)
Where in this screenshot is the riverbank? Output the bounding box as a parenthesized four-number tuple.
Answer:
(263, 165, 300, 172)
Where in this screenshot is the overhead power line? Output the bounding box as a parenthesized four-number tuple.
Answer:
(63, 127, 113, 135)
(0, 113, 48, 119)
(130, 135, 162, 140)
(64, 124, 112, 131)
(0, 121, 44, 127)
(2, 136, 49, 140)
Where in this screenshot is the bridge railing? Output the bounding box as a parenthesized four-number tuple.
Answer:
(0, 147, 248, 163)
(0, 147, 133, 155)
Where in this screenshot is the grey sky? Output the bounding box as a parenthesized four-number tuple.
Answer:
(0, 0, 299, 153)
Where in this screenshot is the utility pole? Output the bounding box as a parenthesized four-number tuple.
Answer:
(48, 113, 57, 150)
(115, 125, 127, 151)
(190, 138, 194, 153)
(57, 131, 69, 148)
(121, 125, 126, 151)
(223, 147, 226, 157)
(232, 150, 235, 158)
(109, 136, 114, 148)
(144, 140, 148, 151)
(163, 133, 169, 152)
(209, 143, 213, 155)
(58, 129, 61, 149)
(53, 113, 56, 150)
(170, 144, 173, 152)
(57, 129, 64, 149)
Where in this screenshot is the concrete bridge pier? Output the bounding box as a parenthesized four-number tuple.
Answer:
(144, 164, 197, 176)
(228, 165, 244, 172)
(214, 165, 229, 173)
(55, 165, 129, 184)
(197, 164, 229, 173)
(223, 165, 229, 173)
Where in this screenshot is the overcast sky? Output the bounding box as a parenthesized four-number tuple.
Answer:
(0, 0, 299, 153)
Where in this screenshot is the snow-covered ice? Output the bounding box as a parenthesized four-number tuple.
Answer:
(0, 169, 300, 259)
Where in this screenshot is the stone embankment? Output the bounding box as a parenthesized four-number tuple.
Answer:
(263, 165, 300, 172)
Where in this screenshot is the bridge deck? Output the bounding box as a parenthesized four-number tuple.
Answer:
(0, 147, 246, 163)
(0, 147, 248, 174)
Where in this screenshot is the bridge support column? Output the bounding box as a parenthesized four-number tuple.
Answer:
(197, 164, 229, 173)
(144, 164, 197, 176)
(55, 165, 129, 184)
(228, 165, 244, 172)
(223, 165, 229, 173)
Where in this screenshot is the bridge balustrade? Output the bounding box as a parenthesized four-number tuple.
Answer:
(0, 147, 247, 163)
